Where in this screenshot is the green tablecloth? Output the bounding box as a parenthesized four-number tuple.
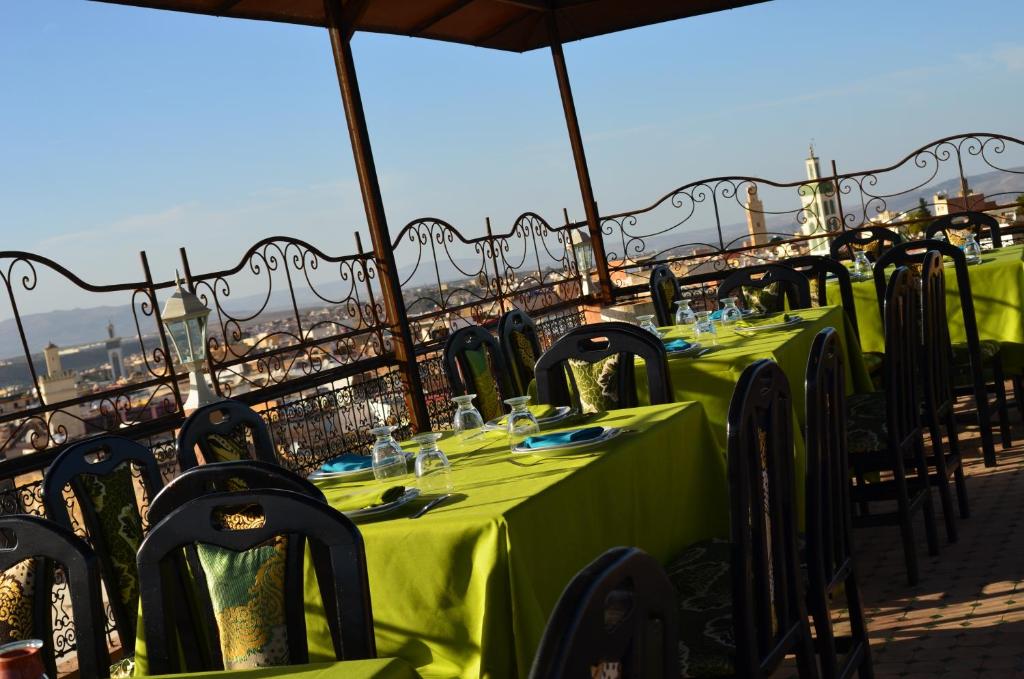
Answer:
(145, 659, 421, 679)
(301, 403, 725, 678)
(827, 244, 1024, 371)
(639, 305, 872, 446)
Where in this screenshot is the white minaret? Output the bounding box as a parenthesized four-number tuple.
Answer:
(106, 320, 125, 382)
(38, 342, 85, 445)
(798, 144, 840, 255)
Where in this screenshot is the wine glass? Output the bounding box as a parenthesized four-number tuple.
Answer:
(636, 314, 662, 337)
(693, 311, 717, 346)
(412, 432, 453, 494)
(370, 425, 408, 481)
(852, 250, 871, 277)
(675, 299, 696, 333)
(451, 394, 485, 441)
(505, 395, 540, 453)
(963, 232, 982, 263)
(719, 297, 743, 326)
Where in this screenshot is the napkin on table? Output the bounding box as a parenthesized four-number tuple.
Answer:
(520, 427, 605, 450)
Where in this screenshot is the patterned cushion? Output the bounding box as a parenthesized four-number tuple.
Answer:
(568, 354, 622, 414)
(509, 331, 538, 395)
(862, 352, 884, 374)
(463, 347, 504, 421)
(196, 534, 290, 670)
(846, 392, 887, 454)
(206, 433, 248, 463)
(951, 340, 1001, 365)
(658, 278, 678, 321)
(0, 558, 37, 643)
(666, 539, 735, 678)
(80, 463, 144, 616)
(743, 283, 785, 314)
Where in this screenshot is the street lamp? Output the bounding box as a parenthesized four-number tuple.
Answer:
(161, 275, 219, 412)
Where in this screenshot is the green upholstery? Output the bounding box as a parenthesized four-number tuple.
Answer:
(568, 354, 621, 414)
(464, 348, 504, 421)
(951, 339, 1001, 365)
(508, 331, 538, 396)
(195, 534, 290, 670)
(666, 539, 735, 677)
(206, 433, 248, 463)
(658, 278, 678, 321)
(862, 352, 884, 374)
(742, 283, 785, 313)
(0, 558, 36, 643)
(80, 463, 144, 618)
(846, 392, 888, 454)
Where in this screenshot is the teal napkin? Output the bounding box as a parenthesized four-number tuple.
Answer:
(664, 339, 691, 352)
(322, 454, 372, 473)
(520, 427, 605, 450)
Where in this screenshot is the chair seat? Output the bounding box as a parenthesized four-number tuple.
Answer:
(951, 339, 1001, 365)
(666, 539, 735, 678)
(846, 392, 888, 455)
(862, 352, 884, 374)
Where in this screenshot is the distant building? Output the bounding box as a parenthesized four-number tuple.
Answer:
(798, 145, 840, 255)
(39, 342, 85, 444)
(105, 320, 124, 382)
(745, 187, 768, 246)
(934, 190, 997, 217)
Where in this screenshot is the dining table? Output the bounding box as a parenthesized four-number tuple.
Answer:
(144, 659, 422, 679)
(827, 243, 1024, 371)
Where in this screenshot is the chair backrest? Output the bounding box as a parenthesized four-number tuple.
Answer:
(882, 266, 922, 452)
(718, 264, 812, 312)
(528, 547, 679, 679)
(804, 329, 852, 631)
(828, 226, 904, 262)
(497, 309, 543, 397)
(926, 210, 1002, 248)
(725, 360, 809, 677)
(442, 325, 514, 421)
(918, 251, 955, 414)
(649, 265, 682, 327)
(0, 515, 110, 678)
(779, 255, 861, 337)
(148, 460, 326, 527)
(534, 322, 672, 412)
(138, 489, 374, 674)
(42, 434, 164, 656)
(177, 399, 278, 471)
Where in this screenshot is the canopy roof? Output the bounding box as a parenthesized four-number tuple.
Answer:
(91, 0, 768, 52)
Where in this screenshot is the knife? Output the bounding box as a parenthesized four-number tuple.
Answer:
(411, 493, 454, 519)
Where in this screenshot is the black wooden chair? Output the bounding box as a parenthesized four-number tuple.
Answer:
(846, 266, 939, 585)
(497, 309, 543, 397)
(804, 329, 874, 679)
(779, 255, 861, 337)
(717, 264, 812, 312)
(442, 325, 515, 421)
(650, 264, 682, 327)
(177, 399, 278, 471)
(534, 322, 672, 412)
(149, 460, 325, 527)
(665, 360, 818, 678)
(873, 239, 1011, 467)
(926, 210, 1003, 248)
(42, 434, 164, 656)
(0, 515, 111, 679)
(529, 547, 679, 679)
(828, 226, 904, 262)
(138, 488, 374, 674)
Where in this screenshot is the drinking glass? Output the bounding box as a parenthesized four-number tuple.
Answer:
(370, 425, 408, 481)
(674, 299, 696, 331)
(719, 297, 743, 326)
(693, 311, 717, 345)
(451, 394, 485, 440)
(852, 250, 871, 277)
(505, 395, 540, 452)
(412, 432, 453, 494)
(635, 314, 661, 337)
(963, 232, 983, 262)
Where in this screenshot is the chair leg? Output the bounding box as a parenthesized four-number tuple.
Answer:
(893, 473, 920, 586)
(845, 573, 875, 679)
(971, 362, 997, 467)
(795, 619, 821, 679)
(1013, 374, 1024, 422)
(927, 419, 957, 544)
(809, 590, 839, 679)
(915, 437, 941, 557)
(992, 357, 1012, 453)
(945, 408, 969, 519)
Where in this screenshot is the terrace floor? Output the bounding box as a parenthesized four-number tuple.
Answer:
(789, 394, 1024, 678)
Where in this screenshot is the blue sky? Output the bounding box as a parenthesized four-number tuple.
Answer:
(2, 0, 1024, 313)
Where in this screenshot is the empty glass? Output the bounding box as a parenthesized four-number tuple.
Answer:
(636, 314, 661, 337)
(719, 297, 743, 326)
(412, 432, 453, 494)
(505, 395, 540, 452)
(963, 232, 983, 262)
(452, 394, 485, 440)
(370, 425, 408, 481)
(675, 299, 696, 330)
(693, 311, 717, 345)
(852, 250, 871, 277)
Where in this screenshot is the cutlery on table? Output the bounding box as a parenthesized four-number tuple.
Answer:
(411, 493, 454, 519)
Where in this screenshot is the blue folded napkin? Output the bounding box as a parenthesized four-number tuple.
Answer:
(520, 427, 605, 450)
(709, 309, 723, 321)
(664, 339, 691, 352)
(321, 454, 372, 473)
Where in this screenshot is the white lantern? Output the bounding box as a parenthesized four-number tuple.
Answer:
(161, 276, 219, 411)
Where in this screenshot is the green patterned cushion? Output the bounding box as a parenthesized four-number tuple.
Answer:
(862, 352, 884, 374)
(568, 354, 622, 414)
(658, 278, 677, 320)
(509, 331, 538, 396)
(951, 339, 1000, 365)
(464, 348, 503, 421)
(846, 392, 887, 454)
(80, 463, 144, 616)
(0, 559, 36, 643)
(196, 534, 290, 670)
(666, 539, 735, 677)
(742, 283, 785, 314)
(206, 433, 248, 463)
